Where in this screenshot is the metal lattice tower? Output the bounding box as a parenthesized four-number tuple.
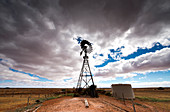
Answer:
(76, 54, 94, 89)
(76, 40, 95, 89)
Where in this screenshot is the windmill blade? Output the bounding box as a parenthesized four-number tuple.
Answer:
(80, 51, 83, 56)
(80, 40, 93, 54)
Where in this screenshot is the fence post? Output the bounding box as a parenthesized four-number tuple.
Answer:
(65, 89, 67, 96)
(131, 99, 136, 112)
(45, 94, 47, 99)
(122, 93, 125, 105)
(27, 96, 30, 106)
(12, 92, 14, 97)
(4, 92, 6, 97)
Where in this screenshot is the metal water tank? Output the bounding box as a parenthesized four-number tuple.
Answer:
(111, 84, 135, 99)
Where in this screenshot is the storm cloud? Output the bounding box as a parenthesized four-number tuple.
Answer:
(0, 0, 170, 87)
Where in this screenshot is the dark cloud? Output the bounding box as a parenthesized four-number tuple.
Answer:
(59, 0, 146, 34)
(0, 0, 170, 84)
(59, 0, 170, 36)
(130, 0, 170, 37)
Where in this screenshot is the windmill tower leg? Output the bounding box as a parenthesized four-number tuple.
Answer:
(76, 59, 85, 90)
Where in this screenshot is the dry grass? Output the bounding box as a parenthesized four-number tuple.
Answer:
(0, 94, 42, 111)
(134, 88, 170, 111)
(0, 88, 69, 95)
(0, 88, 73, 112)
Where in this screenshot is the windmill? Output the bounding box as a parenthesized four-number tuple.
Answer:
(76, 39, 98, 97)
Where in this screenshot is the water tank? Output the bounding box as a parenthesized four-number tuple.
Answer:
(111, 84, 135, 99)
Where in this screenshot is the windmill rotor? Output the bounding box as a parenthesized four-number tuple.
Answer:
(80, 40, 93, 55)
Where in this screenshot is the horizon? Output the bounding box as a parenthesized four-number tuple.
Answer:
(1, 87, 170, 89)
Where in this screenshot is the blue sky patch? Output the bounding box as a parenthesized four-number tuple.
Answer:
(95, 42, 170, 68)
(95, 54, 117, 68)
(110, 46, 124, 53)
(99, 70, 170, 86)
(0, 80, 13, 83)
(9, 68, 52, 82)
(64, 78, 72, 82)
(75, 37, 83, 44)
(99, 54, 104, 56)
(93, 53, 104, 59)
(122, 42, 170, 60)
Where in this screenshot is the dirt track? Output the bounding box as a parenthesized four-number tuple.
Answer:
(37, 95, 160, 112)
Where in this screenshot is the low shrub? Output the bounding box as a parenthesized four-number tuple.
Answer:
(97, 90, 106, 94)
(105, 91, 112, 96)
(73, 93, 80, 97)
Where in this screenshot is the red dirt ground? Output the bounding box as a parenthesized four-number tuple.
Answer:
(37, 95, 162, 112)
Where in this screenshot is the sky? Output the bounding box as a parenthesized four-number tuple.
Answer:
(0, 0, 170, 88)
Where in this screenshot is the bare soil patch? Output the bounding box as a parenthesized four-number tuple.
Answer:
(37, 95, 160, 112)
